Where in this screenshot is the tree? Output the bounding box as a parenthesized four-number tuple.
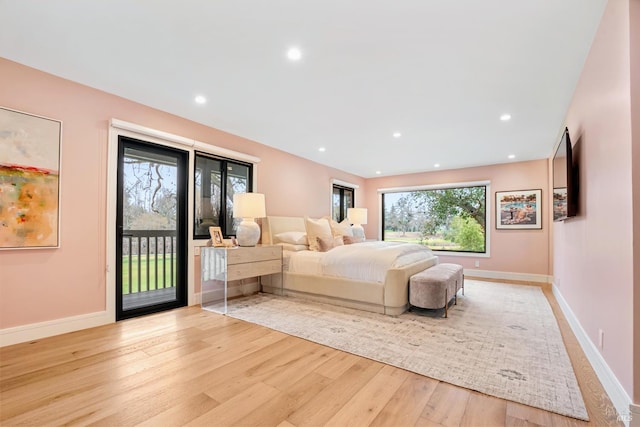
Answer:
(384, 204, 400, 232)
(449, 216, 484, 251)
(123, 159, 177, 230)
(411, 187, 486, 232)
(394, 195, 417, 236)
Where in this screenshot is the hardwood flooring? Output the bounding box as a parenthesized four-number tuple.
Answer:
(0, 282, 623, 426)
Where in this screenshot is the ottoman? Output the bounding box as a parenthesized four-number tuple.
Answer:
(409, 263, 464, 317)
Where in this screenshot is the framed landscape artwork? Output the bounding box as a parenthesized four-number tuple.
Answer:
(496, 189, 542, 230)
(0, 107, 62, 249)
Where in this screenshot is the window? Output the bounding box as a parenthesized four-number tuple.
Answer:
(332, 184, 354, 222)
(194, 152, 252, 239)
(382, 183, 488, 253)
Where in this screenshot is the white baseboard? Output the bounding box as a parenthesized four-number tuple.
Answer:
(1, 286, 248, 347)
(192, 292, 202, 305)
(0, 310, 112, 347)
(552, 284, 633, 427)
(464, 268, 551, 284)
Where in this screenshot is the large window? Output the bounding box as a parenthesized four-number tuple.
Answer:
(194, 152, 252, 239)
(332, 184, 354, 222)
(382, 183, 488, 253)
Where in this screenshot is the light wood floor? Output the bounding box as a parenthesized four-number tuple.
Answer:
(0, 282, 623, 426)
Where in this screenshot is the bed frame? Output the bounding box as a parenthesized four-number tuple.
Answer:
(261, 216, 438, 315)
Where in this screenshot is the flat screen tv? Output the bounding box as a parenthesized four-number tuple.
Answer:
(552, 127, 577, 221)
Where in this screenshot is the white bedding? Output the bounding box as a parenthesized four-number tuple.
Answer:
(285, 241, 436, 283)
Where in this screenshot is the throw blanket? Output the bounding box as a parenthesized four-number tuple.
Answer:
(319, 241, 435, 283)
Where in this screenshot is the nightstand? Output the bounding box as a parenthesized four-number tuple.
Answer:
(201, 245, 282, 314)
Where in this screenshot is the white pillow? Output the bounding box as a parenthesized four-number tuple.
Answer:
(326, 217, 354, 237)
(274, 231, 308, 245)
(276, 243, 309, 252)
(304, 217, 332, 251)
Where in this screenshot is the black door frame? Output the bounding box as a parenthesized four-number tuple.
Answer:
(115, 135, 188, 321)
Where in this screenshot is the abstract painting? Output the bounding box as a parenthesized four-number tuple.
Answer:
(496, 189, 542, 230)
(0, 107, 62, 249)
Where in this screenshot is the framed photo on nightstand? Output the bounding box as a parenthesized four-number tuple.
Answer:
(209, 226, 225, 247)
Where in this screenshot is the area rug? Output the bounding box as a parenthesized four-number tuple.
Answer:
(226, 280, 588, 420)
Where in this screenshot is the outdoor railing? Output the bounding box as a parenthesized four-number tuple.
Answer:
(122, 230, 177, 295)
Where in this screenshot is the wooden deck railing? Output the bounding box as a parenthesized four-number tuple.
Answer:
(122, 230, 177, 295)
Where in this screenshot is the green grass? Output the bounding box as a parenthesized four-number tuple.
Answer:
(122, 254, 176, 294)
(384, 231, 462, 250)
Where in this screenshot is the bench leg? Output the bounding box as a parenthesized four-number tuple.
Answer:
(444, 288, 448, 318)
(454, 280, 458, 305)
(462, 274, 465, 296)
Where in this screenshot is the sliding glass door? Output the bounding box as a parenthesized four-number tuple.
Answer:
(115, 136, 188, 320)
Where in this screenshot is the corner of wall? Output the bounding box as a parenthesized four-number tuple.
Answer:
(552, 283, 633, 424)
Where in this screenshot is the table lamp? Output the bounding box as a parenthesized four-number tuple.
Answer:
(232, 192, 266, 246)
(347, 207, 367, 238)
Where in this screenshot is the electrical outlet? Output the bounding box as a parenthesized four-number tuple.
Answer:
(474, 260, 480, 268)
(599, 329, 604, 349)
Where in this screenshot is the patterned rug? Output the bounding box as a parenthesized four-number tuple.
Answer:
(226, 280, 588, 420)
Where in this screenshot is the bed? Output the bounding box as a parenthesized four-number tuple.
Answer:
(261, 216, 438, 315)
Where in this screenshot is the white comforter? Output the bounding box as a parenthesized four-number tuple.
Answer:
(286, 241, 436, 283)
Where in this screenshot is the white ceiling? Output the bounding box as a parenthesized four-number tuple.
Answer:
(0, 1, 606, 178)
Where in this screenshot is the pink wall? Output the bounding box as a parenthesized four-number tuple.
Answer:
(630, 0, 640, 404)
(555, 0, 635, 400)
(365, 160, 550, 275)
(0, 58, 363, 329)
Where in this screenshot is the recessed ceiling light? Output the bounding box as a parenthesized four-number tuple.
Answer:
(500, 114, 511, 121)
(434, 163, 440, 168)
(393, 132, 402, 138)
(287, 47, 302, 61)
(318, 147, 326, 152)
(508, 154, 516, 159)
(194, 95, 207, 104)
(375, 170, 381, 175)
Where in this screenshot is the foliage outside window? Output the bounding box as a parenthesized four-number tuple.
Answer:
(194, 152, 252, 239)
(382, 184, 487, 253)
(332, 184, 354, 222)
(123, 147, 178, 231)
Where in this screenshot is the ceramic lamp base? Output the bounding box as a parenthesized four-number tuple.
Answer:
(351, 224, 365, 239)
(236, 219, 260, 246)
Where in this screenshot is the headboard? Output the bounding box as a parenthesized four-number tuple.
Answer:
(261, 216, 306, 245)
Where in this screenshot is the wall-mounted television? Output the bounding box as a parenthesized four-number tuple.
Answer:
(552, 127, 578, 221)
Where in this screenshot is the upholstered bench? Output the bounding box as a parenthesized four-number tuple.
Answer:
(409, 263, 464, 317)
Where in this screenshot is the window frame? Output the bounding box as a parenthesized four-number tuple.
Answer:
(332, 184, 355, 222)
(193, 151, 254, 240)
(379, 180, 491, 257)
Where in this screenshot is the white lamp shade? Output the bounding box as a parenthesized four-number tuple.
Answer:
(233, 193, 266, 219)
(347, 207, 368, 225)
(232, 192, 266, 246)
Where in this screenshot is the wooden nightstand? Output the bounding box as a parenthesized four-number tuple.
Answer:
(201, 245, 282, 314)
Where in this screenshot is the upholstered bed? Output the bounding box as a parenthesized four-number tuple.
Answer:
(261, 216, 438, 315)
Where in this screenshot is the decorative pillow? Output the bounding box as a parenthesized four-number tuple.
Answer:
(316, 235, 345, 252)
(343, 235, 365, 244)
(276, 243, 309, 252)
(304, 216, 332, 251)
(326, 217, 354, 237)
(274, 231, 308, 245)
